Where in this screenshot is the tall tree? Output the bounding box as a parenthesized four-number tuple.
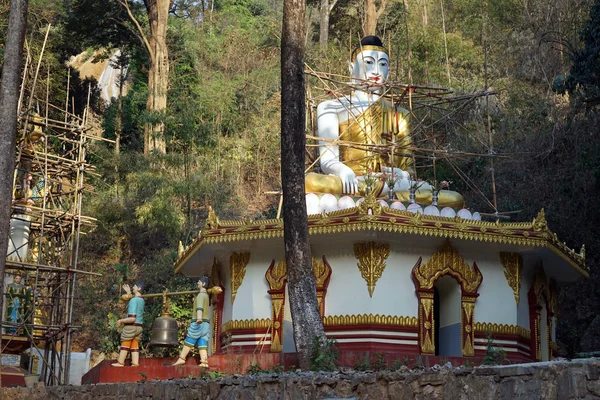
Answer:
(0, 0, 29, 386)
(70, 0, 172, 154)
(121, 0, 172, 154)
(319, 0, 339, 50)
(281, 0, 326, 369)
(566, 0, 600, 106)
(362, 0, 389, 35)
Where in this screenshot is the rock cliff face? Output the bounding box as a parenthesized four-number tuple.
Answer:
(4, 358, 600, 399)
(69, 50, 128, 104)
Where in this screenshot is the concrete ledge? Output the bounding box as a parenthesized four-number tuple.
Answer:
(3, 358, 600, 399)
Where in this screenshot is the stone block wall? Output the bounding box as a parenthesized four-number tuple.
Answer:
(3, 358, 600, 399)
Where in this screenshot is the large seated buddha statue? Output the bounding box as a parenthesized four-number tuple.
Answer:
(305, 36, 464, 208)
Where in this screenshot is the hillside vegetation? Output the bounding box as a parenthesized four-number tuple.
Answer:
(1, 0, 599, 358)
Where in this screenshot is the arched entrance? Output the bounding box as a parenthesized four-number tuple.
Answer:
(434, 275, 462, 356)
(528, 265, 553, 361)
(412, 240, 483, 356)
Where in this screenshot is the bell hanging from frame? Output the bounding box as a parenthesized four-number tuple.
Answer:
(148, 314, 179, 347)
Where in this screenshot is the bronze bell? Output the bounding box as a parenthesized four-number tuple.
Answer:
(149, 313, 179, 347)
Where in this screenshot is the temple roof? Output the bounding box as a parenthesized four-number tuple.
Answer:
(174, 198, 586, 280)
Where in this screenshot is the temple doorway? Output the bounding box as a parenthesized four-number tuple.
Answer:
(434, 276, 462, 356)
(540, 304, 549, 361)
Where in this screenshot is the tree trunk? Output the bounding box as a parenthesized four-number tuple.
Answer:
(281, 0, 326, 370)
(364, 0, 378, 36)
(363, 0, 387, 36)
(144, 0, 169, 154)
(319, 0, 330, 50)
(0, 0, 29, 387)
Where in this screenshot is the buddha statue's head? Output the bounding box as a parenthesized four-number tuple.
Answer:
(349, 36, 389, 90)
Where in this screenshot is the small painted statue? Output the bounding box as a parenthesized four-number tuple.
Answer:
(173, 276, 211, 368)
(4, 274, 33, 335)
(112, 282, 145, 367)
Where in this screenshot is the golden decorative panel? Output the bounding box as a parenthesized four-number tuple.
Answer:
(500, 252, 522, 306)
(461, 300, 475, 357)
(230, 252, 250, 305)
(413, 240, 483, 294)
(353, 242, 391, 297)
(212, 308, 219, 352)
(270, 294, 285, 352)
(210, 257, 223, 288)
(473, 322, 531, 340)
(323, 314, 418, 327)
(420, 297, 435, 354)
(266, 259, 287, 291)
(221, 318, 272, 334)
(312, 257, 332, 288)
(532, 264, 550, 307)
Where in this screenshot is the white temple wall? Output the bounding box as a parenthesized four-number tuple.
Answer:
(282, 285, 294, 353)
(471, 256, 516, 325)
(230, 249, 274, 321)
(319, 245, 420, 318)
(220, 255, 233, 324)
(517, 270, 533, 329)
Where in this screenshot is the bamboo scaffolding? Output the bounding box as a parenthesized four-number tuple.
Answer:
(2, 43, 102, 386)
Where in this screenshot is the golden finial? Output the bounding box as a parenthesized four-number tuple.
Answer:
(205, 205, 219, 230)
(580, 245, 586, 260)
(178, 241, 184, 257)
(532, 208, 548, 232)
(358, 190, 382, 216)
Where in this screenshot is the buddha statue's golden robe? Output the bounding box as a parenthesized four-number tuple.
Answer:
(306, 100, 464, 208)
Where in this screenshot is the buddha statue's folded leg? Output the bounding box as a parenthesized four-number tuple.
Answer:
(395, 189, 464, 209)
(305, 172, 343, 194)
(305, 173, 385, 196)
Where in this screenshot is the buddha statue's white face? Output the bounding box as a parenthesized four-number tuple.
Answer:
(350, 49, 389, 87)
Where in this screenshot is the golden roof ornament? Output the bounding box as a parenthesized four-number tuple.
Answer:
(358, 190, 382, 216)
(580, 245, 586, 260)
(178, 241, 184, 257)
(205, 206, 219, 230)
(532, 208, 548, 232)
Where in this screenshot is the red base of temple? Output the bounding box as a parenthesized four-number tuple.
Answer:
(81, 351, 502, 384)
(82, 353, 299, 384)
(0, 366, 27, 388)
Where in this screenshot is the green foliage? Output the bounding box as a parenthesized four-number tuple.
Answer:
(370, 352, 386, 371)
(353, 354, 371, 371)
(482, 332, 508, 365)
(245, 363, 266, 374)
(564, 0, 600, 102)
(244, 362, 285, 374)
(575, 351, 600, 358)
(310, 337, 339, 371)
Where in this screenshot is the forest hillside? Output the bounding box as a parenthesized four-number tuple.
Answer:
(1, 0, 599, 359)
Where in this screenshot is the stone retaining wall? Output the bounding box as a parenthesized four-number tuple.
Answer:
(3, 358, 600, 399)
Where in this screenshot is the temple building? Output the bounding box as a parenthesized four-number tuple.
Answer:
(173, 36, 587, 364)
(174, 202, 586, 363)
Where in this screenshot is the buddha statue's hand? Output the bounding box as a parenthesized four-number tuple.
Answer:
(337, 165, 359, 195)
(324, 162, 359, 195)
(381, 166, 410, 181)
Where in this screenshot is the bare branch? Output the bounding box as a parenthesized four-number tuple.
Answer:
(119, 0, 153, 60)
